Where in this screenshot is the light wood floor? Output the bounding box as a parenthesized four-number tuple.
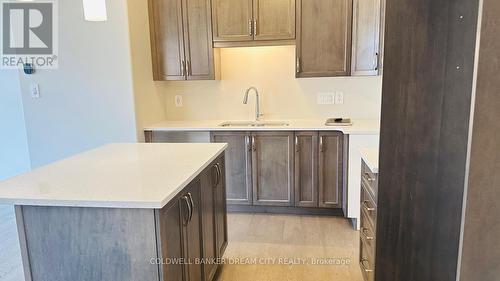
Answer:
(0, 205, 24, 281)
(218, 213, 363, 281)
(0, 206, 363, 281)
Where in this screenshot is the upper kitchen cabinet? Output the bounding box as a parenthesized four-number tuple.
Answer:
(351, 0, 383, 75)
(148, 0, 219, 81)
(212, 0, 296, 47)
(296, 0, 353, 77)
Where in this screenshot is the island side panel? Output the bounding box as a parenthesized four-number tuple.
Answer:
(16, 206, 160, 281)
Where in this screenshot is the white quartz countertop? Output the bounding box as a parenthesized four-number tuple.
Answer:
(360, 148, 379, 174)
(144, 119, 380, 135)
(0, 143, 227, 209)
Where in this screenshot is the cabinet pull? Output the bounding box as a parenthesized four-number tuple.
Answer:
(362, 200, 375, 212)
(253, 19, 258, 35)
(296, 57, 301, 73)
(319, 136, 324, 152)
(214, 163, 221, 187)
(375, 52, 379, 71)
(360, 259, 374, 273)
(248, 19, 253, 36)
(212, 165, 218, 187)
(182, 196, 191, 225)
(252, 136, 256, 151)
(295, 136, 300, 152)
(246, 136, 252, 151)
(187, 193, 194, 222)
(217, 164, 222, 186)
(361, 227, 375, 241)
(364, 172, 376, 182)
(186, 60, 192, 76)
(181, 60, 186, 77)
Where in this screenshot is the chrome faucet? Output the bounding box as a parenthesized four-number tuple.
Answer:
(243, 87, 262, 121)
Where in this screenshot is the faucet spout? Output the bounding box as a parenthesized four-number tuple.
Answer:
(243, 87, 262, 121)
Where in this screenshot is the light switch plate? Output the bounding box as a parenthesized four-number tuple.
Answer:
(31, 83, 40, 98)
(335, 91, 344, 104)
(317, 92, 335, 105)
(175, 95, 183, 107)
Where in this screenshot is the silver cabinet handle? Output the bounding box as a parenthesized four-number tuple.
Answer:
(248, 19, 253, 36)
(296, 57, 301, 73)
(187, 193, 194, 222)
(246, 136, 252, 152)
(295, 136, 300, 152)
(181, 60, 186, 77)
(211, 164, 218, 187)
(319, 136, 324, 152)
(362, 200, 375, 212)
(252, 136, 256, 151)
(364, 172, 376, 182)
(216, 163, 221, 186)
(186, 60, 191, 76)
(360, 259, 373, 273)
(361, 227, 375, 241)
(253, 19, 257, 35)
(182, 195, 191, 226)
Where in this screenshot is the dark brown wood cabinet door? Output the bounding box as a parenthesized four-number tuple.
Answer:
(182, 181, 203, 281)
(296, 0, 353, 77)
(351, 0, 381, 76)
(252, 132, 294, 206)
(294, 132, 318, 207)
(253, 0, 295, 41)
(182, 0, 216, 80)
(215, 156, 228, 259)
(148, 0, 186, 80)
(200, 164, 218, 281)
(318, 132, 344, 208)
(157, 195, 185, 281)
(211, 132, 253, 205)
(212, 0, 254, 42)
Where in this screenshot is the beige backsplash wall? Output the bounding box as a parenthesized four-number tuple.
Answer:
(159, 46, 382, 121)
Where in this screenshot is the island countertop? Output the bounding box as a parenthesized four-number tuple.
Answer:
(0, 143, 227, 209)
(360, 148, 379, 174)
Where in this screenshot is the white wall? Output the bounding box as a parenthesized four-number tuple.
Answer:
(18, 0, 138, 168)
(0, 71, 31, 180)
(127, 0, 167, 141)
(160, 46, 382, 121)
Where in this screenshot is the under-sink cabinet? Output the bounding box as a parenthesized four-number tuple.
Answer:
(211, 131, 346, 214)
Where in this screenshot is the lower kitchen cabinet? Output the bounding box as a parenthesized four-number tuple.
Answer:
(200, 156, 228, 281)
(318, 132, 344, 208)
(294, 132, 318, 207)
(157, 157, 227, 281)
(211, 131, 345, 213)
(252, 132, 294, 206)
(157, 180, 203, 281)
(211, 132, 252, 205)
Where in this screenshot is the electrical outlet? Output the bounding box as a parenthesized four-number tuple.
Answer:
(175, 95, 183, 107)
(31, 83, 40, 98)
(317, 92, 335, 105)
(335, 91, 344, 105)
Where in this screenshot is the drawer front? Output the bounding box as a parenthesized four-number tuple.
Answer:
(360, 206, 376, 257)
(361, 161, 378, 200)
(359, 237, 375, 281)
(361, 183, 377, 228)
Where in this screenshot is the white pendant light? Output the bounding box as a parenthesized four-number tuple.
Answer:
(83, 0, 107, 22)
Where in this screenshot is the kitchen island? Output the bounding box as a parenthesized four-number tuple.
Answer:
(0, 143, 228, 281)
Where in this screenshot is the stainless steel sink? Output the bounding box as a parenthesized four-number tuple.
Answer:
(219, 121, 290, 127)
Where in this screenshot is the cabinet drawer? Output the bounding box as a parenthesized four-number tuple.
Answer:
(360, 206, 376, 256)
(361, 184, 377, 228)
(359, 237, 375, 281)
(361, 161, 378, 200)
